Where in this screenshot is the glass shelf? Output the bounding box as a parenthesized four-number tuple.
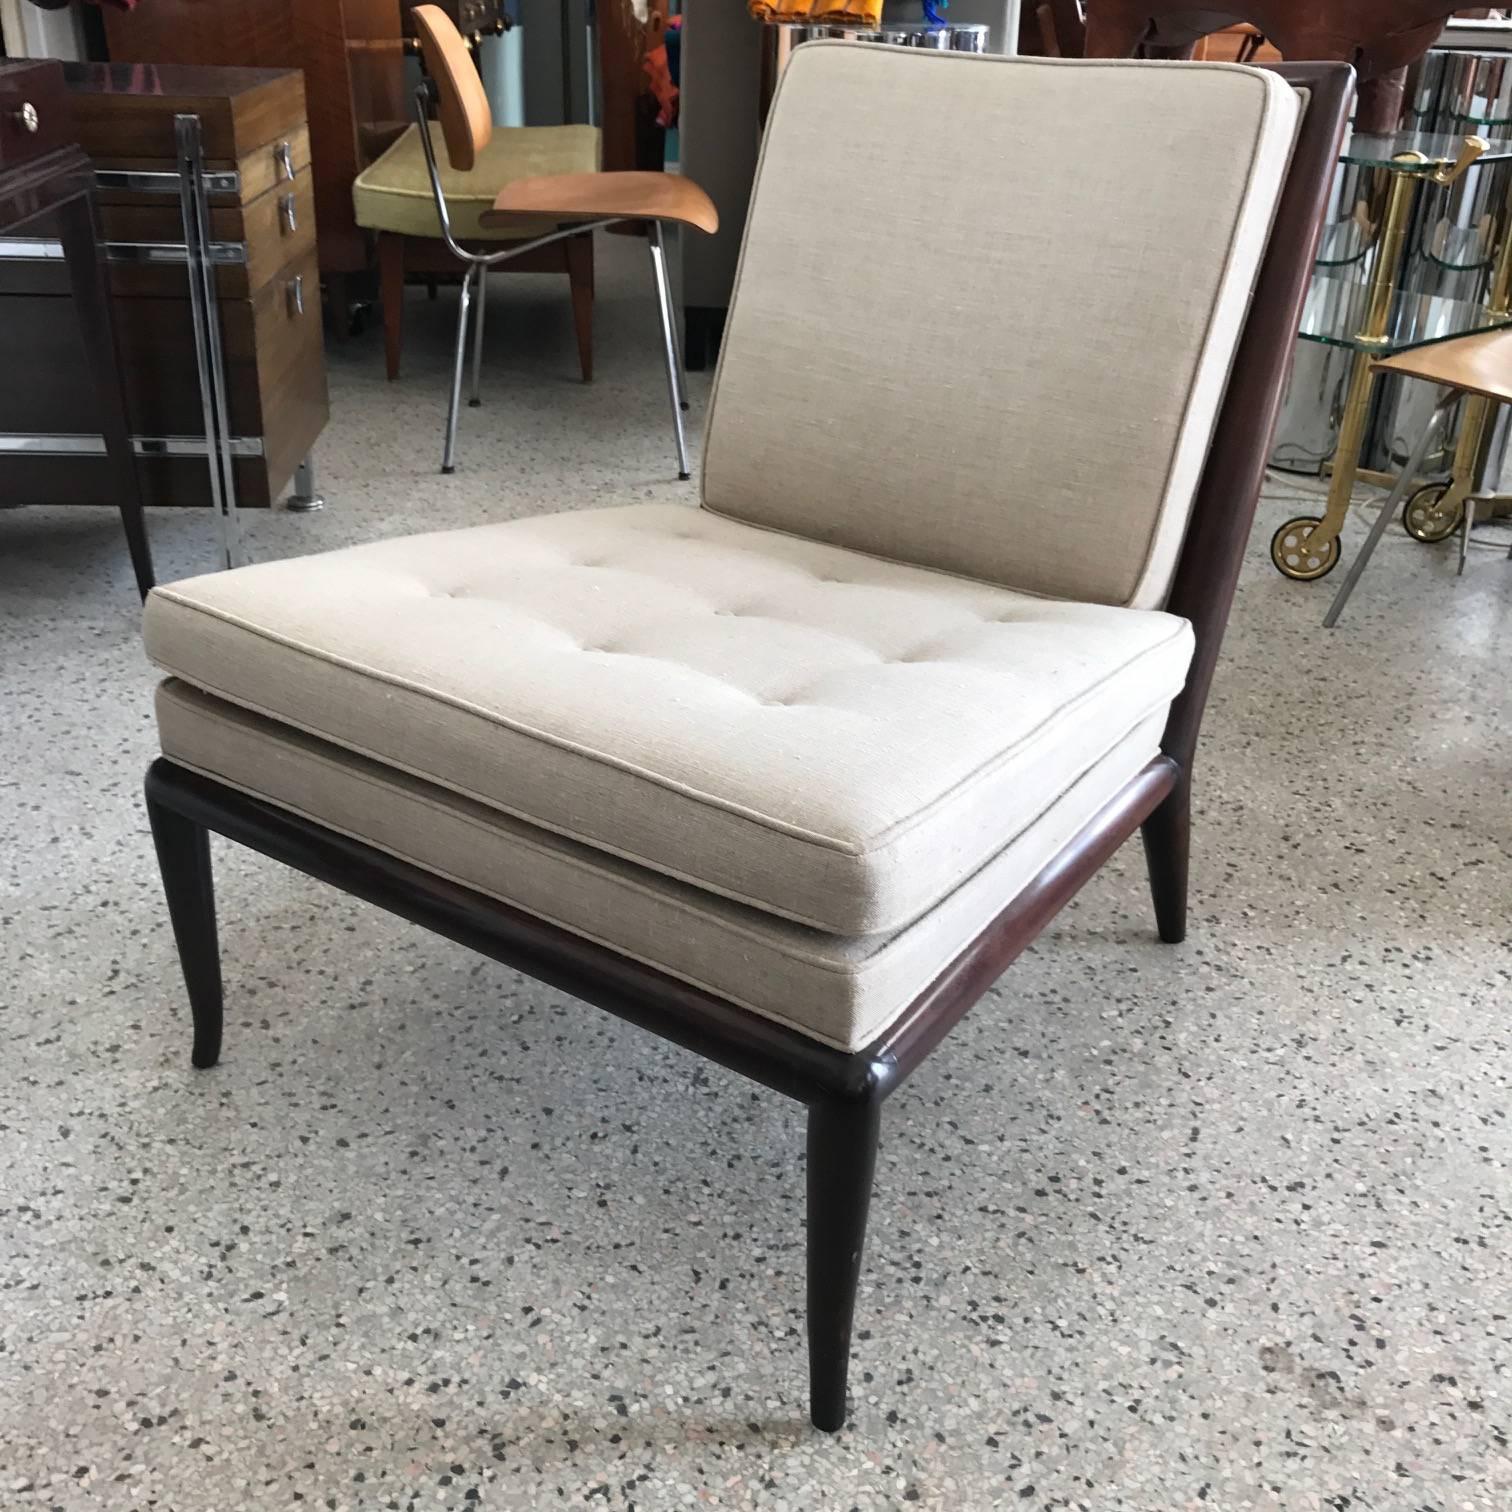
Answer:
(1297, 272, 1512, 354)
(1340, 129, 1512, 170)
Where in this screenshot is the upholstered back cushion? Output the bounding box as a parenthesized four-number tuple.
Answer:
(701, 47, 1299, 609)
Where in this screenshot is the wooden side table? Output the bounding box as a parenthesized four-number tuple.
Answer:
(0, 59, 154, 598)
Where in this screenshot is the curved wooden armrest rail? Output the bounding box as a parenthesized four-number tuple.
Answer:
(1373, 328, 1512, 405)
(483, 171, 720, 235)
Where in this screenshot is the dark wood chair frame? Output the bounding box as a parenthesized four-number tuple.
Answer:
(143, 64, 1352, 1433)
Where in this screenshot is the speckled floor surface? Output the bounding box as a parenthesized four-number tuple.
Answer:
(3, 238, 1511, 1511)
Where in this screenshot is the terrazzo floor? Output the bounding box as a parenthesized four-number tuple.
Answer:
(2, 237, 1511, 1511)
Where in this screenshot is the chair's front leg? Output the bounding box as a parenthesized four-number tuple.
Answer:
(469, 264, 487, 408)
(442, 266, 475, 474)
(146, 786, 224, 1069)
(1140, 771, 1190, 945)
(647, 222, 691, 480)
(806, 1090, 881, 1432)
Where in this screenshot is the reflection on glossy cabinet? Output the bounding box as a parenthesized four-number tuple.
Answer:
(102, 0, 407, 280)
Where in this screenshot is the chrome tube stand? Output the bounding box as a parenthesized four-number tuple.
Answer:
(175, 113, 244, 570)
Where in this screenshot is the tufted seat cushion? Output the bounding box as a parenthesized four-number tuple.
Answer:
(153, 680, 1167, 1051)
(352, 121, 601, 241)
(144, 504, 1194, 939)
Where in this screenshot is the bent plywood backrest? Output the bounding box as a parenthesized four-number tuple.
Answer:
(412, 4, 492, 171)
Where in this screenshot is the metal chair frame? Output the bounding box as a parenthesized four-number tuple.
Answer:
(412, 78, 691, 478)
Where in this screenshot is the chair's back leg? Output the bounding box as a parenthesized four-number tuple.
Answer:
(806, 1092, 881, 1432)
(469, 266, 487, 407)
(146, 789, 224, 1069)
(566, 232, 595, 384)
(1140, 771, 1191, 945)
(379, 233, 405, 382)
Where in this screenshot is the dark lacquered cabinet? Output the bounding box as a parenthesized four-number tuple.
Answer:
(0, 59, 155, 591)
(0, 64, 328, 511)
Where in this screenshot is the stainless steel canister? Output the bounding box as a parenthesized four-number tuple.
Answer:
(949, 24, 989, 51)
(913, 26, 953, 49)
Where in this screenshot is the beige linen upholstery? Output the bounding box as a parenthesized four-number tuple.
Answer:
(156, 680, 1167, 1051)
(144, 505, 1194, 940)
(353, 123, 601, 241)
(703, 45, 1299, 610)
(148, 50, 1309, 1050)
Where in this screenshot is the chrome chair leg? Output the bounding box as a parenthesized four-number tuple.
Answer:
(469, 265, 486, 408)
(668, 266, 690, 414)
(1324, 392, 1454, 628)
(1458, 494, 1476, 576)
(442, 266, 474, 475)
(649, 222, 690, 480)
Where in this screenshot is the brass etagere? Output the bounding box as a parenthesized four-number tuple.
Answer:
(1270, 130, 1512, 581)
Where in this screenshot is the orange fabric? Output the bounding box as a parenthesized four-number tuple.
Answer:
(643, 41, 679, 127)
(748, 0, 882, 24)
(810, 0, 883, 21)
(748, 1, 815, 20)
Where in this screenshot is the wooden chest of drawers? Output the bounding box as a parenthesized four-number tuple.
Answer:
(0, 63, 328, 510)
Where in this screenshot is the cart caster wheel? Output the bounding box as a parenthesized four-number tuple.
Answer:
(1270, 515, 1340, 580)
(1402, 483, 1463, 543)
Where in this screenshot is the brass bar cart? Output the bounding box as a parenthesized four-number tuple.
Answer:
(1270, 129, 1512, 583)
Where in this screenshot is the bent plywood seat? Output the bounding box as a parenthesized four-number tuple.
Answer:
(484, 170, 720, 236)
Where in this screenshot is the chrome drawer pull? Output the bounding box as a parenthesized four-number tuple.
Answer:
(286, 274, 304, 317)
(280, 193, 297, 234)
(13, 102, 39, 134)
(274, 140, 294, 181)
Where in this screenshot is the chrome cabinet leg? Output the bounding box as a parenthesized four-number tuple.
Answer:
(442, 267, 474, 474)
(469, 266, 486, 408)
(285, 454, 325, 512)
(648, 222, 690, 480)
(175, 112, 244, 571)
(1324, 392, 1454, 628)
(1458, 495, 1476, 576)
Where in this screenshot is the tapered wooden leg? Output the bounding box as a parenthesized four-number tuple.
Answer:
(328, 272, 352, 341)
(566, 232, 594, 383)
(147, 789, 224, 1069)
(379, 233, 405, 381)
(1140, 772, 1191, 945)
(806, 1093, 880, 1432)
